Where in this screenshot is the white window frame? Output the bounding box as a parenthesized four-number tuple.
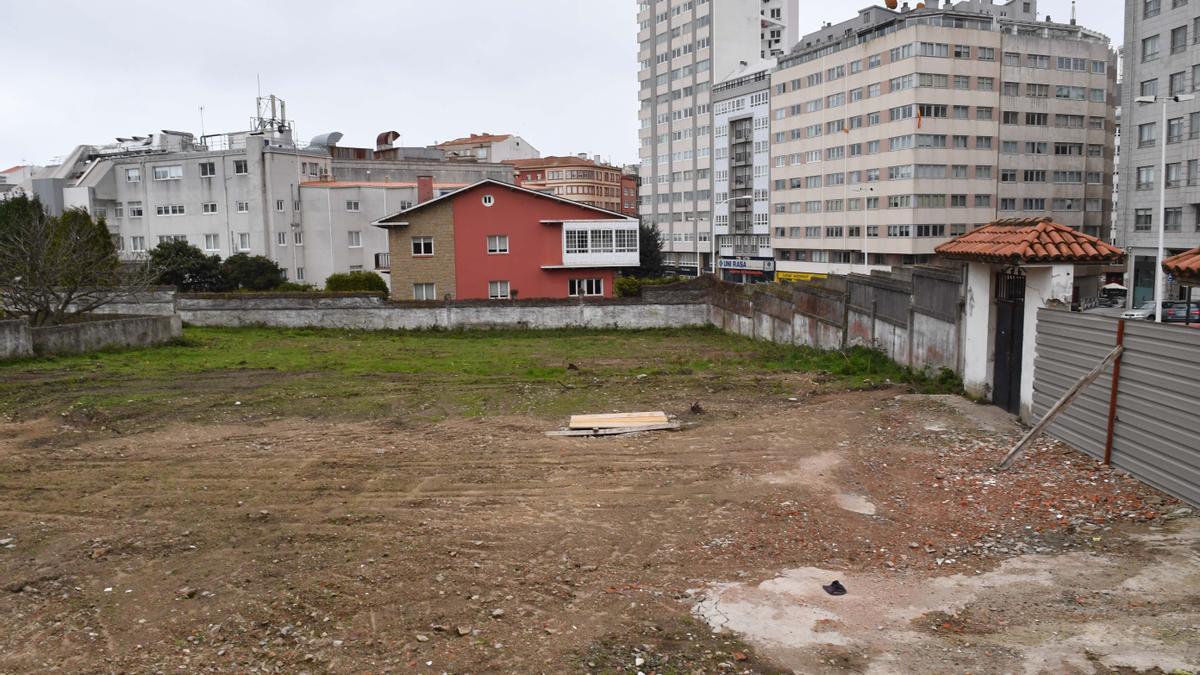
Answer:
(276, 231, 288, 246)
(488, 280, 511, 300)
(130, 235, 146, 252)
(348, 230, 362, 248)
(487, 234, 509, 254)
(294, 231, 304, 245)
(238, 233, 251, 251)
(568, 278, 604, 297)
(233, 160, 249, 175)
(202, 202, 218, 215)
(345, 200, 360, 212)
(204, 234, 220, 251)
(152, 165, 183, 181)
(411, 236, 434, 257)
(236, 201, 249, 213)
(276, 200, 285, 212)
(413, 282, 437, 301)
(125, 168, 141, 183)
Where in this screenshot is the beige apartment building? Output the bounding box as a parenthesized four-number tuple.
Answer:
(769, 0, 1116, 277)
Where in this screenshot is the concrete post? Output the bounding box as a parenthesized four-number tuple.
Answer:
(1019, 264, 1075, 421)
(962, 262, 994, 399)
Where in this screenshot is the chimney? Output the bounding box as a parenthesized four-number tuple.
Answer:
(417, 175, 434, 204)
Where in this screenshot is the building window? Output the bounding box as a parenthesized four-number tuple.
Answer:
(294, 231, 304, 245)
(202, 202, 218, 214)
(482, 194, 495, 207)
(128, 201, 143, 217)
(411, 236, 434, 256)
(1164, 207, 1183, 231)
(199, 162, 216, 177)
(487, 234, 509, 254)
(236, 201, 249, 213)
(346, 200, 360, 212)
(157, 235, 186, 244)
(413, 283, 437, 301)
(296, 267, 305, 281)
(114, 205, 125, 218)
(238, 233, 251, 250)
(276, 199, 285, 212)
(130, 236, 145, 252)
(126, 167, 141, 183)
(155, 204, 186, 216)
(277, 232, 288, 246)
(1142, 35, 1159, 62)
(152, 165, 183, 181)
(1135, 208, 1153, 231)
(204, 234, 220, 251)
(234, 160, 249, 175)
(569, 278, 604, 297)
(488, 280, 510, 299)
(348, 230, 362, 247)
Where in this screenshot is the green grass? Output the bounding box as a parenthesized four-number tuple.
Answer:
(0, 326, 960, 426)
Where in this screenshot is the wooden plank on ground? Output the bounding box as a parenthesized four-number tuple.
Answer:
(546, 422, 681, 437)
(568, 411, 669, 429)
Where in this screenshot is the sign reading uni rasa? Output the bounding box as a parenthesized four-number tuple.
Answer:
(718, 258, 776, 271)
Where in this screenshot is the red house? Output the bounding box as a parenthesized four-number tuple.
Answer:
(372, 178, 639, 301)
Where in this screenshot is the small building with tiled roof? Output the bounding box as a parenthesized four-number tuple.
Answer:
(1163, 247, 1200, 287)
(936, 217, 1127, 420)
(506, 155, 636, 217)
(432, 133, 539, 163)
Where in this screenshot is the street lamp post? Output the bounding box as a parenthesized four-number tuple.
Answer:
(712, 195, 755, 276)
(1135, 94, 1195, 323)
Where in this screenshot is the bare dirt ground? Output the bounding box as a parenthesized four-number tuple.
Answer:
(0, 387, 1195, 674)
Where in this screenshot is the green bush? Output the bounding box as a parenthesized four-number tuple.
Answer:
(275, 282, 315, 292)
(324, 271, 388, 293)
(222, 253, 285, 291)
(614, 276, 642, 297)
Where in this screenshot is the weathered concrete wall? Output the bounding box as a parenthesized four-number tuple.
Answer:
(910, 311, 958, 373)
(0, 319, 33, 360)
(29, 315, 182, 357)
(179, 298, 708, 331)
(88, 288, 179, 317)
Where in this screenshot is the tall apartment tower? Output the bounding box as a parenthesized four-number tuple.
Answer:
(1117, 0, 1200, 306)
(769, 1, 1116, 278)
(636, 0, 798, 275)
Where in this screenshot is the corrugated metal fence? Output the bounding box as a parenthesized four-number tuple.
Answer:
(1032, 309, 1200, 507)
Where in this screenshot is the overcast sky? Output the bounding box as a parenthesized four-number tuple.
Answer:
(0, 0, 1124, 171)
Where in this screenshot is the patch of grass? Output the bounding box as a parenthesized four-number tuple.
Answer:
(0, 325, 960, 425)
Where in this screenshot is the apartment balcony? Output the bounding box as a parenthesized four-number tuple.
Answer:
(374, 252, 390, 271)
(731, 154, 752, 167)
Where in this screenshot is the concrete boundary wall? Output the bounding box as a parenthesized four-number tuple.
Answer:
(0, 320, 33, 359)
(0, 315, 182, 360)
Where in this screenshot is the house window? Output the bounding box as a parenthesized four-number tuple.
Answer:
(128, 201, 143, 217)
(155, 204, 186, 216)
(199, 162, 216, 177)
(411, 236, 434, 256)
(345, 200, 360, 212)
(413, 283, 437, 301)
(152, 165, 183, 181)
(348, 230, 362, 247)
(296, 267, 305, 280)
(238, 233, 251, 251)
(204, 234, 220, 251)
(237, 201, 249, 213)
(488, 280, 511, 299)
(202, 202, 218, 214)
(277, 232, 288, 246)
(130, 236, 145, 252)
(487, 234, 509, 254)
(294, 231, 304, 245)
(126, 168, 141, 183)
(158, 235, 186, 244)
(234, 160, 249, 175)
(114, 205, 125, 218)
(482, 194, 495, 207)
(276, 200, 285, 212)
(569, 278, 604, 297)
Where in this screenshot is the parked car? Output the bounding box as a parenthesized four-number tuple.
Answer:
(1165, 303, 1200, 323)
(1121, 301, 1175, 320)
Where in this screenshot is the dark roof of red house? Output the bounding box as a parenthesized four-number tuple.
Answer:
(371, 178, 634, 228)
(935, 217, 1125, 264)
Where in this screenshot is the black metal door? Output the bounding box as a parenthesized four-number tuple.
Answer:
(992, 269, 1026, 415)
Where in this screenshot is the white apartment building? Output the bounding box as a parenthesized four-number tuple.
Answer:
(636, 0, 798, 275)
(769, 1, 1116, 278)
(712, 60, 776, 281)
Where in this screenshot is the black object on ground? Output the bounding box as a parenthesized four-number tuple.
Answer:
(823, 580, 847, 596)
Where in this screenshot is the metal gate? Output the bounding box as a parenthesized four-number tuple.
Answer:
(992, 268, 1026, 414)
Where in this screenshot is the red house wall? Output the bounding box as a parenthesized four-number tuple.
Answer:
(451, 185, 627, 300)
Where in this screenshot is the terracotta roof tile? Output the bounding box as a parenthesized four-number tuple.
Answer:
(434, 133, 513, 147)
(935, 217, 1126, 264)
(505, 156, 620, 170)
(1163, 247, 1200, 285)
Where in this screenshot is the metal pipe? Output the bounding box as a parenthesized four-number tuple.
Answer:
(1103, 319, 1126, 465)
(1154, 101, 1167, 323)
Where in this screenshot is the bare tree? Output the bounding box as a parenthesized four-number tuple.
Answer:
(0, 196, 156, 326)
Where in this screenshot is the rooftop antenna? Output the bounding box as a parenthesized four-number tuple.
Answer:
(198, 105, 206, 138)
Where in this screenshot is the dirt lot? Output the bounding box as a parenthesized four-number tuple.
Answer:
(0, 331, 1196, 673)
